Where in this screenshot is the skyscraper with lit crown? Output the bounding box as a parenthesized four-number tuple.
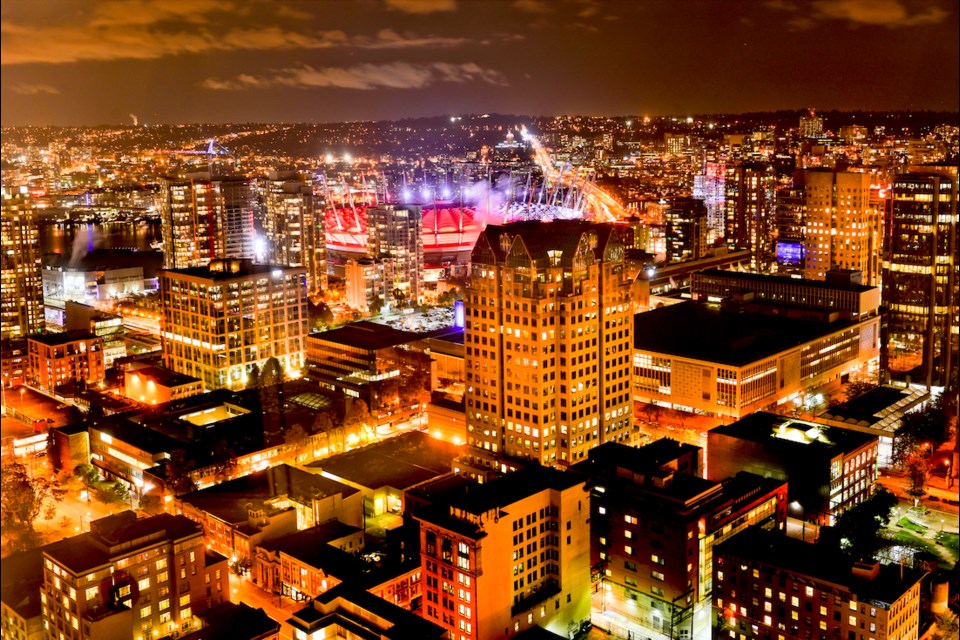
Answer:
(462, 220, 633, 479)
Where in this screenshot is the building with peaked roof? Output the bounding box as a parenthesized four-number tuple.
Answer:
(463, 220, 633, 478)
(715, 527, 924, 640)
(414, 465, 592, 640)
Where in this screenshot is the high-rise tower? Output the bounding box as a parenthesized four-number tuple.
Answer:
(261, 172, 327, 297)
(1, 186, 44, 340)
(160, 173, 256, 269)
(724, 162, 776, 272)
(883, 171, 958, 387)
(802, 169, 880, 284)
(462, 220, 633, 478)
(366, 204, 423, 310)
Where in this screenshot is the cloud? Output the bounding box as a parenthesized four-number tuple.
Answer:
(766, 0, 949, 28)
(86, 0, 228, 26)
(201, 61, 507, 91)
(384, 0, 457, 13)
(10, 83, 60, 95)
(512, 0, 552, 13)
(353, 28, 467, 49)
(1, 14, 469, 66)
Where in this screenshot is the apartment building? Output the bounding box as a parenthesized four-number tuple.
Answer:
(27, 331, 105, 393)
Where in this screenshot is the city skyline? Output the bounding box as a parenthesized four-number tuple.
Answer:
(2, 0, 959, 126)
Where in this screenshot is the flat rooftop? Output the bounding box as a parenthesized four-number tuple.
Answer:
(160, 260, 303, 281)
(633, 301, 857, 366)
(308, 431, 460, 491)
(819, 385, 929, 434)
(128, 365, 199, 388)
(28, 330, 97, 346)
(178, 403, 250, 426)
(713, 412, 877, 455)
(695, 268, 875, 293)
(179, 464, 358, 525)
(717, 527, 925, 606)
(308, 321, 423, 352)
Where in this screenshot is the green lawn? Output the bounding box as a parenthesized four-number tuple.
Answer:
(897, 517, 928, 533)
(936, 532, 959, 557)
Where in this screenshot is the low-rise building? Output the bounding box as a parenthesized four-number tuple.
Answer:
(707, 413, 879, 526)
(177, 464, 362, 564)
(714, 527, 924, 640)
(27, 331, 105, 393)
(632, 301, 880, 420)
(284, 584, 447, 640)
(179, 602, 280, 640)
(414, 466, 593, 640)
(41, 511, 230, 640)
(307, 431, 461, 518)
(1, 548, 45, 640)
(123, 364, 203, 404)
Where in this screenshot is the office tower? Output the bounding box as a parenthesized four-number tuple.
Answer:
(803, 169, 880, 285)
(414, 466, 592, 640)
(799, 109, 823, 139)
(1, 186, 44, 339)
(692, 161, 725, 244)
(724, 162, 776, 272)
(160, 173, 256, 269)
(715, 528, 923, 640)
(261, 172, 327, 297)
(883, 171, 958, 387)
(463, 221, 633, 477)
(665, 197, 709, 263)
(41, 511, 229, 640)
(366, 204, 423, 310)
(573, 441, 787, 640)
(159, 259, 308, 390)
(773, 186, 805, 275)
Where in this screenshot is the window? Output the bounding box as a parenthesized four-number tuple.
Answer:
(140, 605, 152, 619)
(651, 571, 665, 581)
(85, 587, 98, 601)
(179, 595, 190, 607)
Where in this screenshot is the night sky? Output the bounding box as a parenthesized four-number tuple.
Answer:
(2, 0, 958, 126)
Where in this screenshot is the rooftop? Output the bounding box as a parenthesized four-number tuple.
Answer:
(0, 548, 45, 620)
(180, 602, 279, 640)
(160, 259, 304, 282)
(633, 301, 857, 366)
(695, 268, 875, 293)
(44, 512, 202, 574)
(308, 320, 423, 352)
(179, 464, 358, 525)
(475, 219, 623, 268)
(126, 365, 200, 388)
(717, 527, 926, 607)
(712, 412, 877, 455)
(28, 330, 98, 347)
(308, 431, 460, 491)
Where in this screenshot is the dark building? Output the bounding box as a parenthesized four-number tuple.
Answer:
(707, 412, 879, 527)
(665, 197, 709, 263)
(883, 171, 958, 387)
(572, 440, 788, 640)
(724, 162, 776, 272)
(714, 527, 924, 640)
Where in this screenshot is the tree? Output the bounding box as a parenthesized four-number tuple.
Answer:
(311, 410, 336, 435)
(343, 399, 370, 429)
(932, 612, 959, 640)
(829, 487, 898, 557)
(110, 481, 130, 503)
(283, 423, 311, 463)
(139, 494, 164, 516)
(73, 463, 100, 487)
(247, 363, 261, 390)
(843, 380, 877, 403)
(165, 449, 197, 495)
(230, 556, 251, 577)
(904, 456, 930, 501)
(1, 462, 66, 531)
